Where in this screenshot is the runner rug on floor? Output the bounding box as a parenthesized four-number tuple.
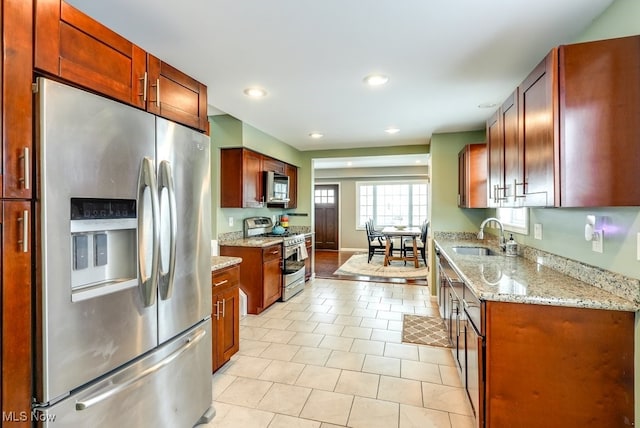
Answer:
(402, 314, 452, 348)
(333, 254, 428, 278)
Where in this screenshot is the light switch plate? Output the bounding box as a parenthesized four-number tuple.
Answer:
(534, 224, 542, 240)
(228, 216, 234, 227)
(592, 230, 603, 253)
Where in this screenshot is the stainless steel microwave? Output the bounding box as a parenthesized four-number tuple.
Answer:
(264, 170, 290, 204)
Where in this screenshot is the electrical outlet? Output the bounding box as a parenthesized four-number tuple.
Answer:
(534, 223, 543, 240)
(592, 230, 603, 253)
(637, 233, 640, 261)
(228, 216, 234, 227)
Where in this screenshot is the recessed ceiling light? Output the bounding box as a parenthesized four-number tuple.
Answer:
(477, 102, 497, 109)
(385, 127, 400, 134)
(243, 87, 267, 98)
(363, 74, 389, 86)
(309, 132, 324, 139)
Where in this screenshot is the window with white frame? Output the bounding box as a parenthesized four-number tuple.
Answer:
(496, 207, 529, 235)
(356, 181, 428, 228)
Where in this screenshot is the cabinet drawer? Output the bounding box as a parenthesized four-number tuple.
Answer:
(262, 245, 282, 262)
(212, 265, 239, 290)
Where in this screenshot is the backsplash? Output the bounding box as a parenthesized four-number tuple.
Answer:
(522, 247, 640, 304)
(218, 231, 243, 242)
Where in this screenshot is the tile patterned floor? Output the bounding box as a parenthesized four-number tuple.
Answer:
(198, 277, 475, 428)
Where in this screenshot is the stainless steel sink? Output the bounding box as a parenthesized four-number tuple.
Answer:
(452, 246, 497, 256)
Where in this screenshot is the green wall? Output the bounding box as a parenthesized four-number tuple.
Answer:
(430, 130, 488, 234)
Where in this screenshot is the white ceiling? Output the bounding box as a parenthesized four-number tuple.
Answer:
(313, 154, 429, 170)
(67, 0, 613, 154)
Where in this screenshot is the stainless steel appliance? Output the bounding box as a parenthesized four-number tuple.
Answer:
(244, 217, 306, 301)
(33, 78, 214, 427)
(263, 170, 290, 204)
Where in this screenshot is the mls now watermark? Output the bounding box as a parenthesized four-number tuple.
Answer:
(2, 410, 56, 422)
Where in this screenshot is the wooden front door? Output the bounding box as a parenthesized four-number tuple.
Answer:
(314, 184, 339, 250)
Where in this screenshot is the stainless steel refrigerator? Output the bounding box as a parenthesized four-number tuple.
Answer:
(33, 78, 214, 427)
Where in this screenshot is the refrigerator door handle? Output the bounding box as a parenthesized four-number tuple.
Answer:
(75, 328, 207, 411)
(158, 160, 177, 300)
(137, 157, 160, 307)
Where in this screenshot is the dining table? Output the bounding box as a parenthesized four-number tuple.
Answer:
(381, 226, 422, 268)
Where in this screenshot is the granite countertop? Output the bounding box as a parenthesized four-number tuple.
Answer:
(219, 237, 284, 248)
(435, 238, 639, 312)
(211, 255, 242, 271)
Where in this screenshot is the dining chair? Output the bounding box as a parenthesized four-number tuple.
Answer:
(365, 219, 391, 263)
(403, 220, 429, 265)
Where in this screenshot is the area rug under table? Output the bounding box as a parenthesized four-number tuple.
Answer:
(402, 314, 452, 348)
(333, 254, 428, 278)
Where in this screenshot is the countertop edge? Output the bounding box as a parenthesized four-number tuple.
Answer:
(211, 255, 242, 272)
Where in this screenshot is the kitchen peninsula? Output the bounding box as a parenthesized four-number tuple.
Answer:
(435, 234, 637, 428)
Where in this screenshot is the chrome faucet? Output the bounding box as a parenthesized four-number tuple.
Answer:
(478, 217, 506, 251)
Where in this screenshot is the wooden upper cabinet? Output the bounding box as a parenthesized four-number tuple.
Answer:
(285, 163, 298, 208)
(559, 36, 640, 207)
(34, 0, 147, 109)
(518, 51, 557, 207)
(262, 157, 285, 174)
(220, 148, 264, 208)
(458, 143, 487, 208)
(35, 1, 209, 133)
(501, 92, 520, 206)
(146, 55, 209, 133)
(220, 148, 297, 208)
(485, 110, 504, 207)
(3, 0, 33, 199)
(487, 36, 640, 208)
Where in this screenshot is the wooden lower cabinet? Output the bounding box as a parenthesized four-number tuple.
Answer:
(482, 301, 634, 428)
(219, 243, 282, 314)
(211, 264, 240, 372)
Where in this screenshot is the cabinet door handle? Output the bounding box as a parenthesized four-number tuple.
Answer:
(139, 72, 148, 101)
(17, 210, 29, 253)
(222, 299, 226, 318)
(214, 301, 220, 320)
(150, 78, 160, 107)
(214, 279, 228, 287)
(19, 147, 30, 190)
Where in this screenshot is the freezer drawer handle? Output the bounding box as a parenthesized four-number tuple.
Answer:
(137, 157, 160, 307)
(158, 160, 177, 300)
(75, 328, 207, 411)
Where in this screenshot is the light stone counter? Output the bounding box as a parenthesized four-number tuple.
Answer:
(211, 255, 242, 272)
(435, 237, 639, 312)
(219, 237, 284, 248)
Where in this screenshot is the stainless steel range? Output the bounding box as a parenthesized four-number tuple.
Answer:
(244, 217, 307, 301)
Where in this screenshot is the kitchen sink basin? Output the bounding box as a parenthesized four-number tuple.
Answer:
(452, 246, 497, 256)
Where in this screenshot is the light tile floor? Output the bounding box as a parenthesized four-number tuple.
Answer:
(198, 277, 474, 428)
